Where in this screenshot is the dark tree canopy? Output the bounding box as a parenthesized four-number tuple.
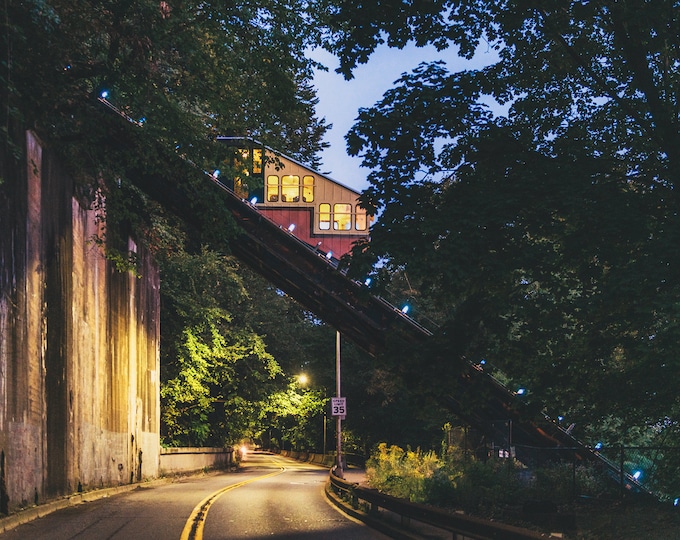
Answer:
(3, 0, 329, 186)
(323, 1, 680, 439)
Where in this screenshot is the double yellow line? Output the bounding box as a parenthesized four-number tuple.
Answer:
(179, 466, 286, 540)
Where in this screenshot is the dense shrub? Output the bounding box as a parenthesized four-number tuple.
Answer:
(366, 442, 615, 513)
(366, 443, 452, 503)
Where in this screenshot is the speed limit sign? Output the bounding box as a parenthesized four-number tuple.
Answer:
(331, 397, 346, 417)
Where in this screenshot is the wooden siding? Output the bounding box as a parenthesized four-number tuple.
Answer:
(258, 152, 369, 257)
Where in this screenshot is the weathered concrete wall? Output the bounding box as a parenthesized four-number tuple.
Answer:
(0, 131, 160, 512)
(159, 447, 233, 475)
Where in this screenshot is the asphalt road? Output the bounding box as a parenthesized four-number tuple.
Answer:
(0, 452, 388, 540)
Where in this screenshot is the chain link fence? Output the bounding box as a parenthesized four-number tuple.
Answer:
(452, 425, 680, 502)
(494, 444, 678, 502)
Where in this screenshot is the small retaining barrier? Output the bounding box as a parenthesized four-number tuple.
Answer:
(159, 447, 233, 475)
(274, 449, 337, 468)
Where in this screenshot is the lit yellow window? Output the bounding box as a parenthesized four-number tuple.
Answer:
(355, 205, 367, 231)
(267, 175, 279, 202)
(253, 148, 263, 175)
(281, 175, 300, 202)
(334, 203, 352, 231)
(303, 175, 314, 202)
(319, 203, 331, 230)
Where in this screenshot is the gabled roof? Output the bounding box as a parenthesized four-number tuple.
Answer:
(217, 136, 361, 196)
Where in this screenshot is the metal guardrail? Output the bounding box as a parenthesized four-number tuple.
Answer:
(328, 472, 551, 540)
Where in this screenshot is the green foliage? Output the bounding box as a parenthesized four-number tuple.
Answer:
(261, 380, 327, 451)
(156, 233, 350, 448)
(366, 443, 449, 503)
(88, 233, 140, 276)
(161, 308, 282, 447)
(649, 447, 680, 500)
(157, 241, 280, 446)
(366, 441, 617, 514)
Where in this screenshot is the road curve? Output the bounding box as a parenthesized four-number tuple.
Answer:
(0, 452, 388, 540)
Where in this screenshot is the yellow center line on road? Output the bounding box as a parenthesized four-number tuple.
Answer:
(179, 462, 286, 540)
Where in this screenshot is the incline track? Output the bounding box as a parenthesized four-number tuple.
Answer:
(98, 97, 648, 495)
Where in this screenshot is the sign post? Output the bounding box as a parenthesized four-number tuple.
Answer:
(334, 331, 344, 478)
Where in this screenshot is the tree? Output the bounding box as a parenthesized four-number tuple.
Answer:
(158, 245, 284, 447)
(261, 378, 327, 451)
(321, 1, 680, 440)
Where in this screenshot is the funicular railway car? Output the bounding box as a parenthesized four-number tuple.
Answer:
(218, 136, 372, 259)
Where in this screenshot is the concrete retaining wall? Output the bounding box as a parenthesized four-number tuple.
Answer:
(0, 130, 161, 512)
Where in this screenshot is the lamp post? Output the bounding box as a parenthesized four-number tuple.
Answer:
(335, 330, 344, 478)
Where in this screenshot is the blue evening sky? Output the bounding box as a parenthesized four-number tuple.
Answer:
(310, 44, 499, 192)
